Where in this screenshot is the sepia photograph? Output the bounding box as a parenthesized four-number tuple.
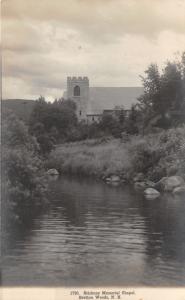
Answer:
(1, 0, 185, 299)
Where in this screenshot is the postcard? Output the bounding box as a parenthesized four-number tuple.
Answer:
(1, 0, 185, 299)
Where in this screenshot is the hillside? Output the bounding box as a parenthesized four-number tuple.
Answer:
(2, 99, 36, 123)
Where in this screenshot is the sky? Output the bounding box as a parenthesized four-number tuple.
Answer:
(2, 0, 185, 101)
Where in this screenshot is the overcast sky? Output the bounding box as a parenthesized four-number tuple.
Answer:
(2, 0, 185, 101)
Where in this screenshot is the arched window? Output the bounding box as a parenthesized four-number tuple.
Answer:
(74, 85, 80, 96)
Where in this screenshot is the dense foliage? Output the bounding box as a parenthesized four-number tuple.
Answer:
(128, 127, 185, 181)
(137, 53, 185, 131)
(47, 126, 185, 182)
(29, 97, 78, 155)
(2, 113, 48, 207)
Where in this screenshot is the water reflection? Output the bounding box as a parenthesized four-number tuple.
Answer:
(2, 176, 185, 286)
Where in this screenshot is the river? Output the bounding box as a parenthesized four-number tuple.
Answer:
(2, 176, 185, 286)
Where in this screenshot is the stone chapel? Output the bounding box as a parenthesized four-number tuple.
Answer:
(64, 76, 143, 122)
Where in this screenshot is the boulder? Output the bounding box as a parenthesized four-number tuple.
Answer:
(47, 168, 59, 176)
(166, 176, 185, 192)
(105, 177, 111, 182)
(156, 176, 185, 192)
(173, 186, 185, 195)
(110, 175, 121, 182)
(144, 188, 160, 199)
(105, 175, 121, 186)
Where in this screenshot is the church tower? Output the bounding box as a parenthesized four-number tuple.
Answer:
(67, 76, 89, 121)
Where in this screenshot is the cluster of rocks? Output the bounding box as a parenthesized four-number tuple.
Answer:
(133, 173, 185, 199)
(47, 168, 185, 200)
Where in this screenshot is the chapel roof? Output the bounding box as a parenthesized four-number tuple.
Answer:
(88, 87, 143, 113)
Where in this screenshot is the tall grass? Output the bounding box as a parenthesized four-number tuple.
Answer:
(46, 138, 131, 178)
(46, 127, 185, 182)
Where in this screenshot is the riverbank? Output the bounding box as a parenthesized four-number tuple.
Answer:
(46, 126, 185, 185)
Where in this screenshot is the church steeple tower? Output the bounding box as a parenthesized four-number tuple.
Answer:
(67, 76, 89, 120)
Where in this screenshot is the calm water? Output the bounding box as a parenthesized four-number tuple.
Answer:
(2, 176, 185, 286)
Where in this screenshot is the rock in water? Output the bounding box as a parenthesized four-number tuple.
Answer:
(164, 176, 184, 192)
(110, 175, 120, 182)
(155, 176, 185, 192)
(173, 186, 185, 195)
(47, 168, 59, 176)
(144, 188, 160, 199)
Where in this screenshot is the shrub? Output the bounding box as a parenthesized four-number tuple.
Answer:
(2, 113, 48, 207)
(128, 126, 185, 181)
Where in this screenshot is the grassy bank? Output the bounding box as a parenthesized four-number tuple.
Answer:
(46, 138, 131, 178)
(46, 127, 185, 182)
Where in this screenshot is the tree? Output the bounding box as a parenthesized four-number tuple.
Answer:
(137, 64, 161, 126)
(29, 97, 78, 153)
(124, 105, 140, 135)
(2, 113, 47, 206)
(161, 62, 183, 109)
(99, 113, 121, 137)
(138, 53, 185, 130)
